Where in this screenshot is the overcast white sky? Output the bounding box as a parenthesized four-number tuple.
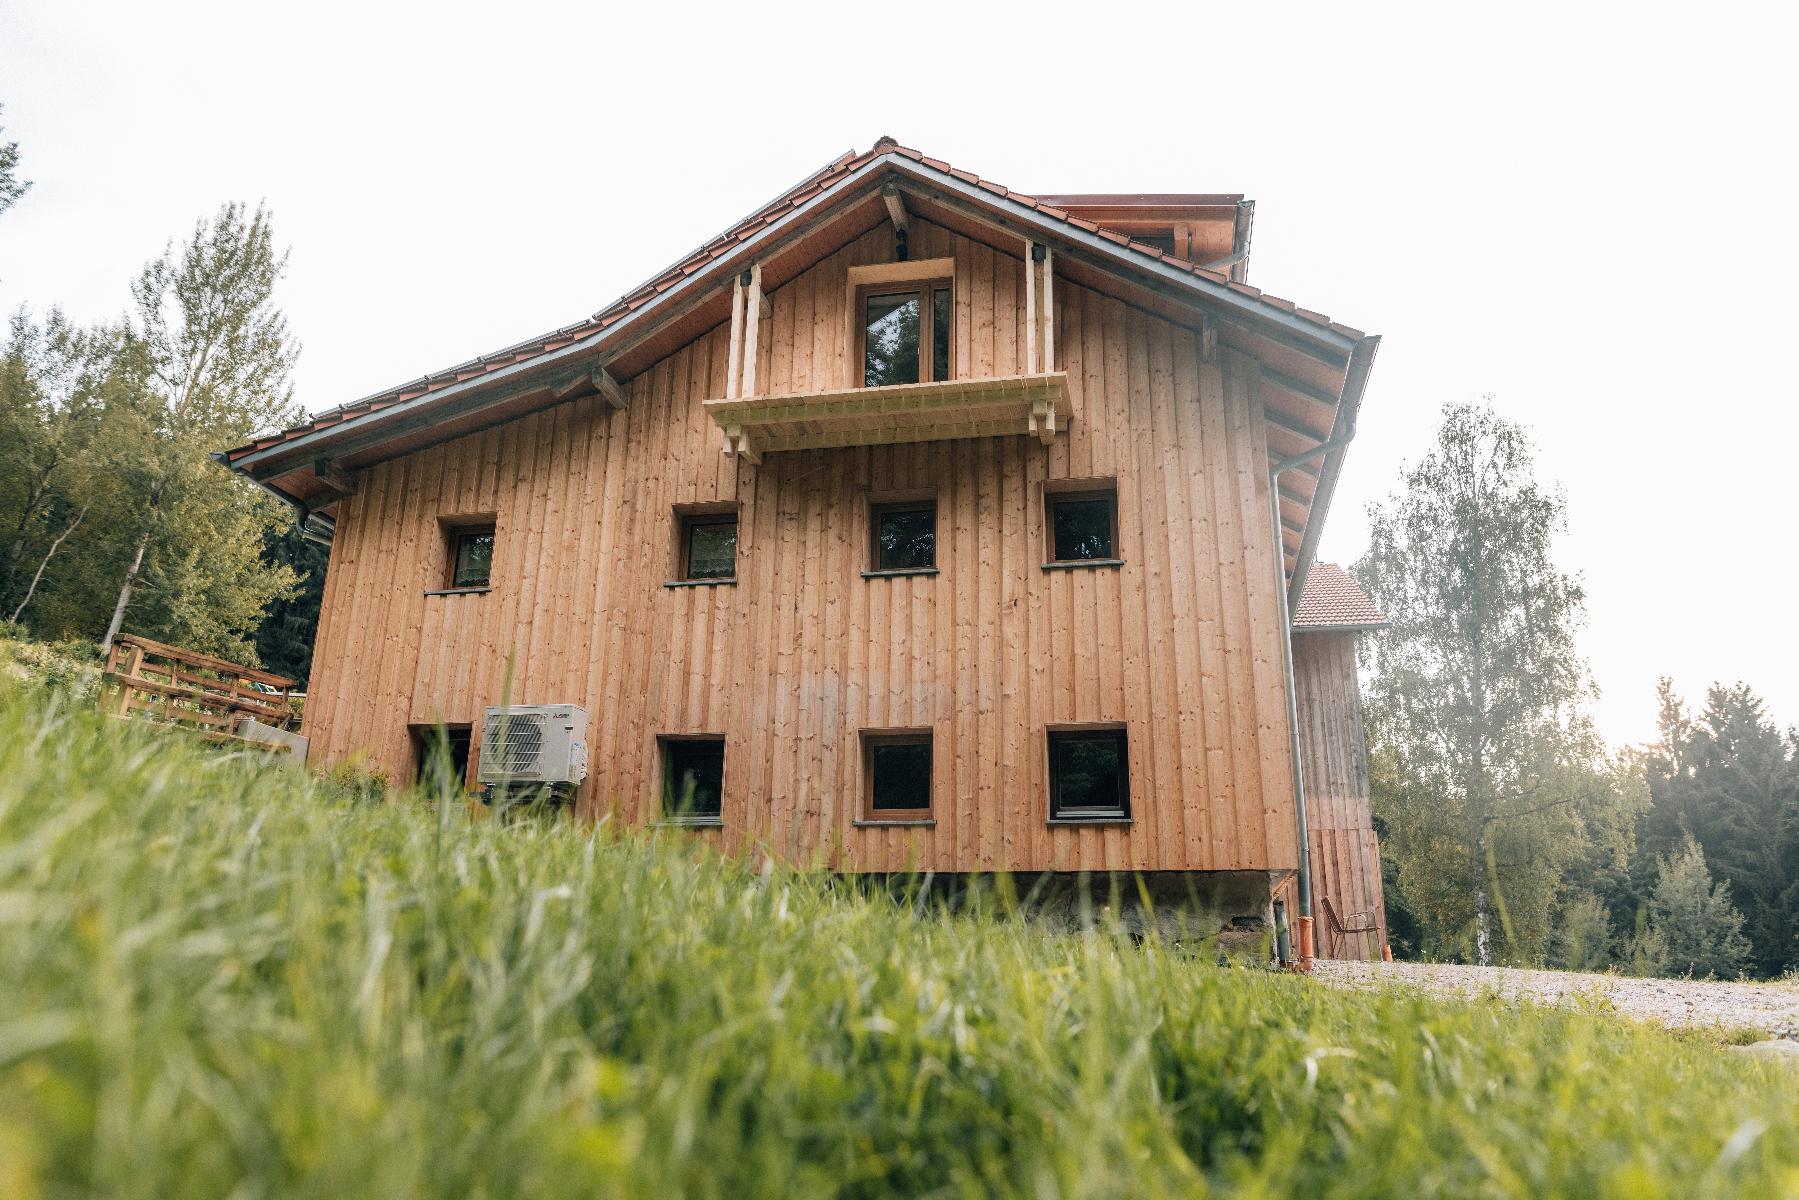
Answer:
(3, 1, 1794, 747)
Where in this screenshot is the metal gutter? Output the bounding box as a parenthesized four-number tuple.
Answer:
(211, 451, 335, 545)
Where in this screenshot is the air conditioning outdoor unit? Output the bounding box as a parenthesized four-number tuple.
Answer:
(479, 704, 588, 788)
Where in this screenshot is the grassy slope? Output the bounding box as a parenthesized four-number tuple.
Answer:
(1, 689, 1795, 1199)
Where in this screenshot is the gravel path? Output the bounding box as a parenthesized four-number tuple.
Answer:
(1313, 959, 1799, 1041)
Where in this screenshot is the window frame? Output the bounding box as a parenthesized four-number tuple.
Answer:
(854, 278, 954, 389)
(861, 728, 935, 823)
(1043, 484, 1121, 566)
(1045, 725, 1132, 823)
(672, 507, 739, 585)
(437, 516, 497, 592)
(659, 734, 727, 827)
(867, 498, 939, 575)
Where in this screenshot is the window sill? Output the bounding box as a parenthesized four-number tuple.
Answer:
(424, 586, 492, 596)
(663, 578, 738, 589)
(657, 816, 724, 828)
(1041, 559, 1125, 572)
(852, 818, 937, 828)
(861, 567, 940, 579)
(1046, 816, 1133, 826)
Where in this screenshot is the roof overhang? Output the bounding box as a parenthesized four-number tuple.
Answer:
(218, 145, 1377, 594)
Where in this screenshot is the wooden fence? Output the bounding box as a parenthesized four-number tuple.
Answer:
(102, 633, 304, 753)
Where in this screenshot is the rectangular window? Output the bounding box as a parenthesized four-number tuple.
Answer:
(870, 501, 936, 572)
(446, 523, 495, 589)
(411, 723, 472, 794)
(661, 736, 725, 824)
(864, 730, 933, 820)
(1045, 487, 1118, 563)
(678, 512, 738, 582)
(1047, 727, 1130, 822)
(860, 280, 952, 387)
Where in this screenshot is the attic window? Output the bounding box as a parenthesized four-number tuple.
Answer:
(859, 282, 951, 387)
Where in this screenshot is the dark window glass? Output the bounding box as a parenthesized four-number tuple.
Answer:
(663, 739, 725, 820)
(873, 504, 935, 571)
(869, 736, 932, 813)
(413, 724, 471, 793)
(864, 291, 921, 387)
(1048, 491, 1116, 561)
(451, 528, 494, 588)
(683, 516, 737, 580)
(932, 287, 951, 382)
(1048, 729, 1130, 820)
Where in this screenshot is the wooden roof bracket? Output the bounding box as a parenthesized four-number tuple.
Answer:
(883, 183, 910, 260)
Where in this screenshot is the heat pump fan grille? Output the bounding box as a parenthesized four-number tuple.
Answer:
(489, 716, 545, 776)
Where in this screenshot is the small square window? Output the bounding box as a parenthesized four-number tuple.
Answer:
(661, 736, 725, 824)
(1047, 727, 1130, 821)
(1046, 487, 1117, 563)
(678, 512, 738, 582)
(871, 502, 936, 572)
(864, 731, 933, 819)
(445, 522, 495, 589)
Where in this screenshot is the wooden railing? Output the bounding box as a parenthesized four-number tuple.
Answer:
(102, 633, 303, 751)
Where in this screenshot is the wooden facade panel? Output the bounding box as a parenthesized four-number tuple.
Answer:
(1291, 630, 1388, 959)
(303, 218, 1298, 874)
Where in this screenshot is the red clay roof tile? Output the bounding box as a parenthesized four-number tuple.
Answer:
(1292, 563, 1387, 629)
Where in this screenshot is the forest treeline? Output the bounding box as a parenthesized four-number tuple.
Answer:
(1360, 404, 1796, 978)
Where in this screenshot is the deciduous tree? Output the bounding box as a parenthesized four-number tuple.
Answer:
(1357, 402, 1644, 964)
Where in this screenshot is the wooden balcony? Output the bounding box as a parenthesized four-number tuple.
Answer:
(705, 372, 1071, 462)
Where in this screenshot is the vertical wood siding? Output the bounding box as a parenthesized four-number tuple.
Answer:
(303, 218, 1299, 873)
(1291, 630, 1388, 958)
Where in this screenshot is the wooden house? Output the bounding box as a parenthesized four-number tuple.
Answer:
(217, 139, 1386, 961)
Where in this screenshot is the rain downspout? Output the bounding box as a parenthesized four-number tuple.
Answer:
(1269, 417, 1360, 971)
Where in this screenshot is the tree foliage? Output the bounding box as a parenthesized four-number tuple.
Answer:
(1637, 837, 1751, 979)
(0, 101, 27, 219)
(1357, 402, 1645, 965)
(0, 205, 306, 666)
(1622, 680, 1798, 977)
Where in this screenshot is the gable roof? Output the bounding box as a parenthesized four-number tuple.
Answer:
(217, 138, 1379, 599)
(1292, 563, 1388, 631)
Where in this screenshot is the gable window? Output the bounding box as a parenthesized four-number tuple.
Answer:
(1047, 727, 1130, 822)
(859, 282, 952, 387)
(1045, 485, 1119, 565)
(674, 509, 738, 583)
(441, 519, 496, 590)
(864, 730, 933, 821)
(869, 500, 937, 573)
(661, 735, 725, 825)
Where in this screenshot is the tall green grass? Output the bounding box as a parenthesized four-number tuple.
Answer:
(1, 688, 1795, 1199)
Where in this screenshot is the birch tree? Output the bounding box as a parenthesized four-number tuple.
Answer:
(98, 203, 302, 659)
(1356, 402, 1639, 965)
